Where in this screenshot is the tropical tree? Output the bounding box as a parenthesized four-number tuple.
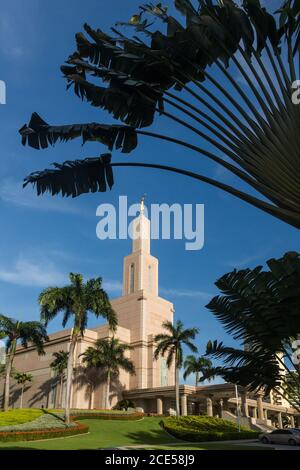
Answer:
(154, 320, 198, 416)
(13, 372, 33, 409)
(205, 251, 300, 413)
(50, 351, 69, 408)
(39, 273, 117, 423)
(183, 354, 213, 386)
(20, 1, 300, 229)
(80, 337, 135, 410)
(0, 315, 48, 411)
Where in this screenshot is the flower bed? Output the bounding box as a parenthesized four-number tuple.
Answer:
(70, 411, 144, 421)
(0, 409, 43, 427)
(0, 421, 89, 442)
(0, 412, 74, 432)
(161, 416, 259, 442)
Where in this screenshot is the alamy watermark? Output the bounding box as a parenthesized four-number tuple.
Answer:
(292, 81, 300, 105)
(0, 80, 6, 105)
(96, 196, 204, 251)
(292, 340, 300, 365)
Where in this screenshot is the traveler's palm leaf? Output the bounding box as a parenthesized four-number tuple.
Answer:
(20, 1, 300, 229)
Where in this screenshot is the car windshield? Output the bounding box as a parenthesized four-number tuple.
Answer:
(292, 429, 300, 434)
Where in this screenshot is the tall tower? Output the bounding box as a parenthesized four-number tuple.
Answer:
(122, 200, 158, 297)
(110, 200, 174, 390)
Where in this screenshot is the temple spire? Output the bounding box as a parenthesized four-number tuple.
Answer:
(140, 194, 146, 215)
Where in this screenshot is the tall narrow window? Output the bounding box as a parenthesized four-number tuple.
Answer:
(129, 263, 135, 293)
(148, 265, 152, 292)
(161, 358, 168, 386)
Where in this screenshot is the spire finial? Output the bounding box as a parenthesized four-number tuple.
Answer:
(140, 194, 146, 215)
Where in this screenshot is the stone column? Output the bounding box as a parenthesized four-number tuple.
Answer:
(223, 398, 229, 411)
(181, 394, 188, 416)
(206, 397, 213, 417)
(290, 415, 295, 428)
(277, 411, 283, 429)
(219, 398, 224, 417)
(157, 397, 163, 415)
(264, 409, 268, 421)
(241, 392, 249, 417)
(256, 395, 264, 420)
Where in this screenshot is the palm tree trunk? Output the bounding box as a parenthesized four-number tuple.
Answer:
(105, 371, 111, 410)
(59, 374, 64, 409)
(20, 385, 24, 409)
(3, 344, 15, 411)
(195, 372, 199, 387)
(175, 366, 180, 417)
(65, 333, 77, 424)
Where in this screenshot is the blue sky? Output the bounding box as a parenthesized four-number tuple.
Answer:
(0, 0, 298, 381)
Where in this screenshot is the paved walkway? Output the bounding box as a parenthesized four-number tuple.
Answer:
(116, 439, 300, 450)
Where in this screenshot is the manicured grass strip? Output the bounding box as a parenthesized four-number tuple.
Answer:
(0, 418, 178, 449)
(0, 418, 266, 450)
(0, 409, 43, 427)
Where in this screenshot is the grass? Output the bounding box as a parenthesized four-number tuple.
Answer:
(0, 409, 43, 427)
(0, 417, 271, 450)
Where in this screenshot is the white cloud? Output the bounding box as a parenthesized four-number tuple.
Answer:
(102, 280, 122, 293)
(0, 256, 67, 288)
(0, 253, 123, 295)
(225, 247, 273, 268)
(160, 287, 212, 300)
(0, 179, 82, 215)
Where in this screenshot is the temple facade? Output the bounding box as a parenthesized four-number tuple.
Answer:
(1, 205, 299, 430)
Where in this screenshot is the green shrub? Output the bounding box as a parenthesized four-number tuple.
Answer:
(113, 399, 135, 411)
(0, 409, 43, 427)
(0, 422, 89, 442)
(161, 416, 259, 442)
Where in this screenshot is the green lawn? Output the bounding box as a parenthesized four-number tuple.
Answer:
(0, 409, 43, 427)
(0, 417, 271, 450)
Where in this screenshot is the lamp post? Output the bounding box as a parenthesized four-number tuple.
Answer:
(235, 384, 241, 432)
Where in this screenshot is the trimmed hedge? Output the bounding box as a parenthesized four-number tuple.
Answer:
(161, 416, 259, 442)
(70, 412, 144, 421)
(0, 422, 89, 443)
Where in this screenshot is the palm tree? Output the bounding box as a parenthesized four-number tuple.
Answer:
(39, 273, 117, 423)
(205, 251, 300, 413)
(20, 2, 300, 230)
(0, 315, 48, 411)
(154, 320, 198, 416)
(50, 351, 69, 408)
(13, 372, 33, 408)
(80, 337, 135, 410)
(183, 355, 213, 387)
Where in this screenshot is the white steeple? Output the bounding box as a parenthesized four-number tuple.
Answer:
(123, 198, 158, 296)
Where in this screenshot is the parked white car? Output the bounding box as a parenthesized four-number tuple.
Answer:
(259, 429, 300, 446)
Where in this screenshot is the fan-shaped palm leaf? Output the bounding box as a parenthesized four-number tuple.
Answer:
(20, 1, 300, 229)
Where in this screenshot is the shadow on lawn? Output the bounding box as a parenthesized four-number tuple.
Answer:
(123, 428, 177, 445)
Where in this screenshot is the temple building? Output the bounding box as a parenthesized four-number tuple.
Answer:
(1, 203, 299, 430)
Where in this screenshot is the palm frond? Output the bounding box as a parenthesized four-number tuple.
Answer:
(23, 154, 114, 198)
(19, 1, 300, 229)
(19, 113, 137, 153)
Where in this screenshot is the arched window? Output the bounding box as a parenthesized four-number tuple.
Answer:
(148, 265, 152, 291)
(129, 263, 135, 294)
